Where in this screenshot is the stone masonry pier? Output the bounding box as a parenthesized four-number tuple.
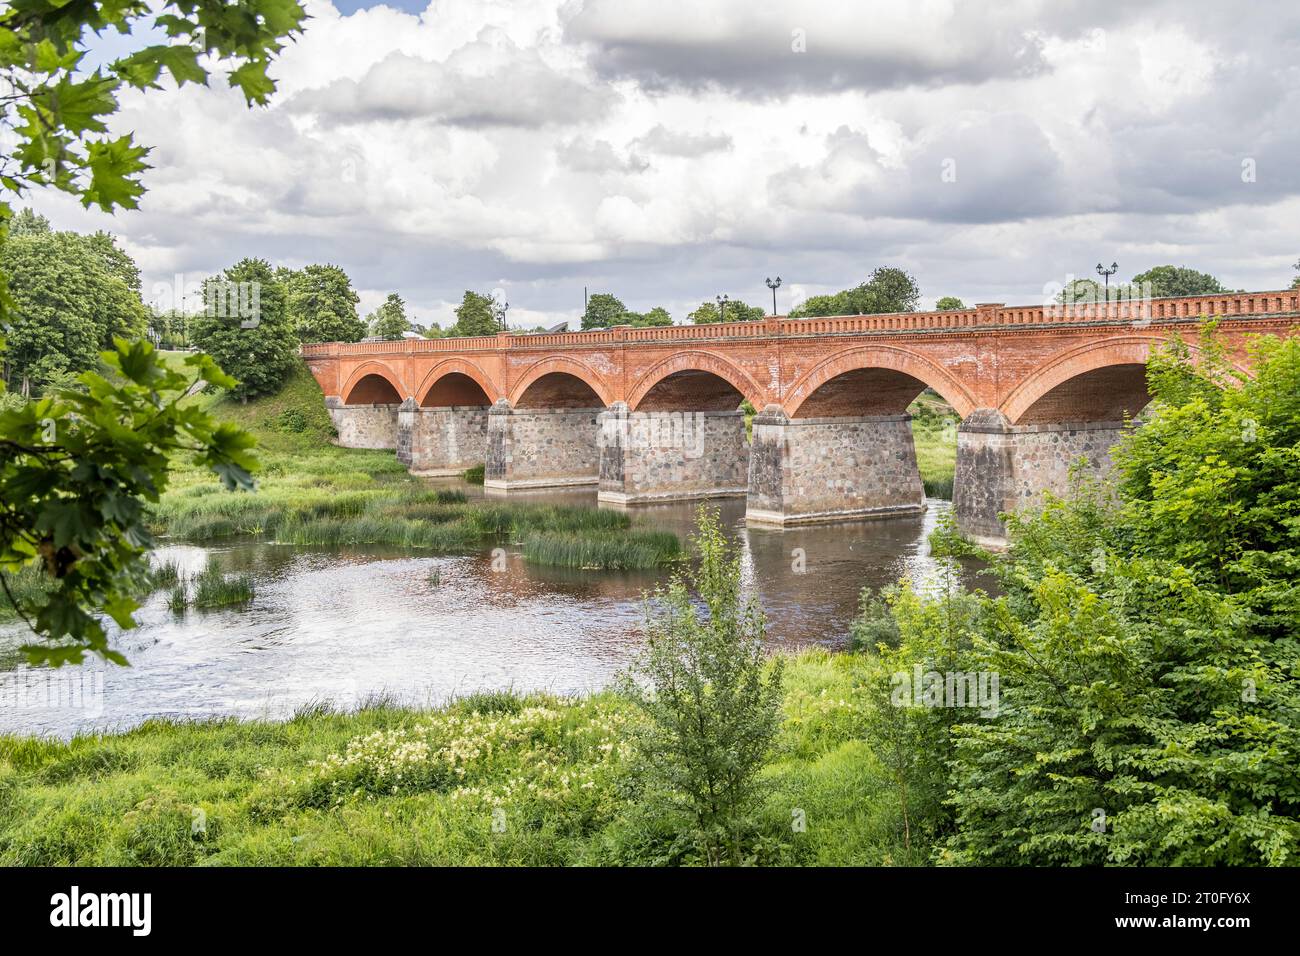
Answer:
(304, 290, 1300, 547)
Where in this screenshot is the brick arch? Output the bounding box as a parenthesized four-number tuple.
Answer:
(414, 358, 501, 407)
(626, 351, 767, 412)
(783, 346, 978, 419)
(1000, 336, 1250, 425)
(509, 356, 613, 408)
(340, 362, 406, 405)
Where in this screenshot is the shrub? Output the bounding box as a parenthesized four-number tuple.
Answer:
(618, 506, 784, 865)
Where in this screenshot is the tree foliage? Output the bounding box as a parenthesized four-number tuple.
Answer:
(581, 292, 625, 330)
(688, 299, 765, 324)
(582, 294, 674, 329)
(935, 296, 965, 311)
(0, 339, 257, 666)
(619, 507, 784, 865)
(189, 258, 297, 400)
(0, 1, 307, 223)
(932, 333, 1300, 865)
(790, 267, 921, 317)
(366, 292, 410, 341)
(450, 291, 498, 337)
(282, 264, 363, 344)
(1, 225, 147, 394)
(1129, 264, 1225, 298)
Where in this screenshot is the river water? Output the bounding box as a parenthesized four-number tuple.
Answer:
(0, 487, 987, 738)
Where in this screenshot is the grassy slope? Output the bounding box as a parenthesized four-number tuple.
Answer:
(909, 392, 959, 498)
(0, 650, 913, 866)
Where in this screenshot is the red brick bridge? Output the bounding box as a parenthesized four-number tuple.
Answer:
(303, 290, 1300, 546)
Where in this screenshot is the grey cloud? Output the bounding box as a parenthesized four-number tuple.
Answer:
(566, 1, 1051, 96)
(557, 138, 650, 173)
(289, 46, 617, 128)
(771, 114, 1072, 226)
(630, 124, 732, 157)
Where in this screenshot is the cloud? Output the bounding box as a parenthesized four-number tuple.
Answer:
(289, 29, 618, 127)
(29, 0, 1300, 333)
(630, 124, 732, 157)
(566, 0, 1052, 96)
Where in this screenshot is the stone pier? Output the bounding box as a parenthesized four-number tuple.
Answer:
(396, 400, 489, 475)
(597, 403, 749, 505)
(745, 407, 925, 526)
(953, 410, 1130, 548)
(326, 397, 399, 449)
(484, 400, 602, 491)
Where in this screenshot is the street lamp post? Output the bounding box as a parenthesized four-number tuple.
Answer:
(765, 276, 782, 316)
(1096, 261, 1118, 293)
(716, 294, 729, 323)
(494, 299, 510, 331)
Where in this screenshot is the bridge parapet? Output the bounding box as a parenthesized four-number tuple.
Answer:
(300, 289, 1300, 359)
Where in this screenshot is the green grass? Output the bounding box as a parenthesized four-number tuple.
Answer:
(0, 649, 913, 866)
(909, 392, 958, 499)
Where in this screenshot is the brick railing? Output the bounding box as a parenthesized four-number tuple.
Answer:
(300, 289, 1300, 357)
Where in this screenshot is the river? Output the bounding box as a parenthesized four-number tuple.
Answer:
(0, 487, 988, 738)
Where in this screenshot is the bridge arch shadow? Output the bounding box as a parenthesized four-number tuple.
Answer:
(998, 336, 1249, 425)
(782, 346, 977, 418)
(511, 357, 612, 408)
(341, 363, 405, 405)
(416, 359, 499, 407)
(627, 352, 765, 412)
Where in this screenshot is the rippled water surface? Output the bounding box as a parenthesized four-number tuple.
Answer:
(0, 487, 987, 737)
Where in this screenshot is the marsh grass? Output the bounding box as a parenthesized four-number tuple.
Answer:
(0, 564, 53, 620)
(191, 561, 255, 609)
(522, 530, 681, 570)
(462, 464, 485, 485)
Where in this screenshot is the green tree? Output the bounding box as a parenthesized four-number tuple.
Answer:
(618, 507, 784, 865)
(1, 229, 147, 395)
(9, 208, 49, 236)
(581, 292, 626, 330)
(1055, 277, 1105, 305)
(1291, 258, 1299, 290)
(935, 296, 965, 311)
(1129, 265, 1225, 298)
(790, 267, 921, 317)
(688, 299, 766, 324)
(283, 264, 363, 343)
(450, 291, 499, 337)
(189, 259, 296, 401)
(640, 306, 673, 327)
(366, 292, 410, 341)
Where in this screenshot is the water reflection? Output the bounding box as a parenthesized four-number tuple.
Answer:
(0, 487, 988, 738)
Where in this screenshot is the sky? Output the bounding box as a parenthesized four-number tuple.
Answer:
(31, 0, 1300, 329)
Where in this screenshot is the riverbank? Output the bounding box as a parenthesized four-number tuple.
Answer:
(150, 364, 679, 570)
(0, 648, 915, 866)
